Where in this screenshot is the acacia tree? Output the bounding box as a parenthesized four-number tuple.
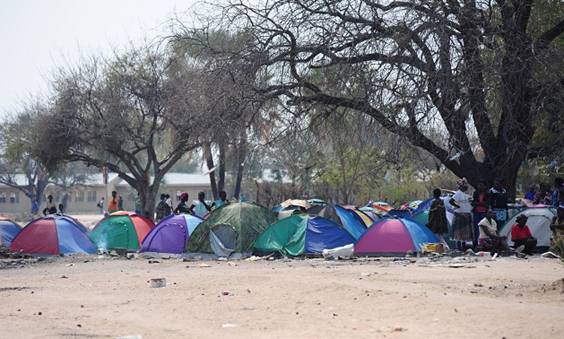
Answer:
(34, 47, 205, 217)
(169, 28, 274, 199)
(222, 0, 564, 197)
(0, 106, 51, 212)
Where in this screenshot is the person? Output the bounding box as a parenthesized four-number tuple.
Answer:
(134, 193, 142, 215)
(108, 191, 119, 213)
(165, 194, 172, 212)
(58, 203, 65, 215)
(96, 197, 105, 215)
(552, 178, 564, 207)
(450, 178, 473, 250)
(31, 199, 39, 214)
(427, 188, 449, 248)
(174, 192, 192, 214)
(488, 180, 508, 225)
(155, 194, 171, 221)
(213, 190, 230, 209)
(524, 186, 536, 201)
(511, 215, 537, 255)
(191, 191, 212, 218)
(472, 181, 489, 249)
(118, 195, 124, 211)
(550, 206, 564, 252)
(477, 210, 509, 254)
(43, 195, 57, 215)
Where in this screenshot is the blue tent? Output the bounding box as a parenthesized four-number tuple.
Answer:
(254, 215, 355, 256)
(140, 214, 203, 254)
(334, 205, 367, 240)
(0, 219, 22, 247)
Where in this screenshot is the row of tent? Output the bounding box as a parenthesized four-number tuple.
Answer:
(0, 201, 557, 257)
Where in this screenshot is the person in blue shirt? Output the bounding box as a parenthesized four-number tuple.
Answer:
(212, 190, 230, 209)
(524, 186, 536, 201)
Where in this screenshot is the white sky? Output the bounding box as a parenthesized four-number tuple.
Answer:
(0, 0, 201, 117)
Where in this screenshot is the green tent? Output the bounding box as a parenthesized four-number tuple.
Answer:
(187, 202, 276, 255)
(254, 215, 308, 256)
(89, 214, 154, 251)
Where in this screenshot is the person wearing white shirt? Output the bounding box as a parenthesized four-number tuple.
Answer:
(450, 178, 473, 250)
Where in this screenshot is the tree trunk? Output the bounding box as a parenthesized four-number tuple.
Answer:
(204, 142, 218, 199)
(217, 141, 226, 193)
(233, 130, 247, 200)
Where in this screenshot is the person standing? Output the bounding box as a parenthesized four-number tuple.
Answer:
(118, 195, 124, 211)
(97, 197, 105, 215)
(155, 194, 170, 221)
(108, 191, 119, 214)
(450, 178, 473, 251)
(472, 181, 489, 249)
(524, 186, 536, 201)
(488, 180, 508, 226)
(427, 188, 449, 249)
(134, 193, 142, 215)
(174, 192, 192, 214)
(212, 190, 230, 210)
(552, 178, 564, 207)
(191, 191, 212, 219)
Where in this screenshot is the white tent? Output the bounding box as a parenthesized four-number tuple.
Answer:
(499, 208, 555, 247)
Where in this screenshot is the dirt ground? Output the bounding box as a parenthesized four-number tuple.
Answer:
(0, 254, 562, 339)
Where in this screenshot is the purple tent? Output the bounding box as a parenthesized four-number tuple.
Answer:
(140, 214, 203, 254)
(354, 218, 438, 256)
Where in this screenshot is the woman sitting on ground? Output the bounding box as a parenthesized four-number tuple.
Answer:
(478, 211, 509, 254)
(511, 215, 537, 255)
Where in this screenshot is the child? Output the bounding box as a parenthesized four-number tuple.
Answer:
(511, 214, 537, 255)
(428, 188, 449, 247)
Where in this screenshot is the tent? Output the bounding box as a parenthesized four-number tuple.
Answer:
(0, 219, 22, 247)
(254, 214, 355, 256)
(354, 218, 438, 256)
(10, 216, 96, 255)
(140, 214, 203, 254)
(187, 202, 276, 256)
(340, 205, 374, 227)
(358, 207, 380, 223)
(90, 212, 154, 251)
(499, 208, 555, 248)
(334, 205, 368, 240)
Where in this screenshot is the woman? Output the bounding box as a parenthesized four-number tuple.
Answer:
(450, 178, 473, 251)
(478, 210, 509, 254)
(510, 215, 537, 255)
(43, 195, 57, 215)
(428, 188, 449, 249)
(174, 192, 192, 215)
(472, 181, 489, 249)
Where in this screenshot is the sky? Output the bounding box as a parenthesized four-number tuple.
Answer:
(0, 0, 200, 118)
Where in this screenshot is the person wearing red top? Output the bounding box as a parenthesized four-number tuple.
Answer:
(511, 215, 537, 255)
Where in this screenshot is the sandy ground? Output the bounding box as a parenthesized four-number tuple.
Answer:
(0, 254, 562, 339)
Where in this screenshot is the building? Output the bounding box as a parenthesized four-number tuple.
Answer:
(0, 172, 211, 215)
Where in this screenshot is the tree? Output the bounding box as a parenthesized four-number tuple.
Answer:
(169, 28, 274, 200)
(0, 105, 50, 213)
(33, 47, 205, 217)
(222, 0, 564, 198)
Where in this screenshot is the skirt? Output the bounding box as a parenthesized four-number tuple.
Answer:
(452, 213, 473, 241)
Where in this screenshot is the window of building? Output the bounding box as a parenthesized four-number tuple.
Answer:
(0, 193, 6, 204)
(75, 191, 85, 202)
(10, 192, 18, 204)
(87, 191, 97, 202)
